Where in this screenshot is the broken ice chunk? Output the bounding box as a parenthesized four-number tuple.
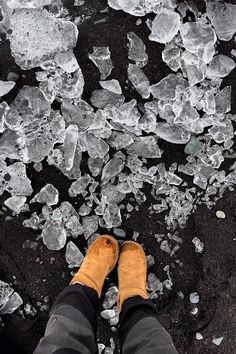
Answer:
(162, 45, 182, 72)
(9, 8, 78, 70)
(7, 0, 53, 8)
(0, 102, 9, 133)
(184, 136, 203, 155)
(215, 86, 231, 114)
(190, 292, 200, 304)
(99, 80, 122, 94)
(68, 174, 91, 197)
(212, 337, 224, 346)
(90, 89, 125, 109)
(88, 157, 104, 177)
(63, 125, 79, 171)
(41, 220, 67, 251)
(180, 22, 216, 64)
(192, 237, 204, 254)
(149, 8, 181, 44)
(30, 184, 59, 206)
(4, 196, 27, 215)
(108, 0, 161, 16)
(23, 212, 40, 230)
(103, 286, 118, 309)
(0, 81, 15, 97)
(150, 74, 187, 101)
(0, 280, 23, 315)
(103, 204, 122, 228)
(127, 32, 148, 68)
(101, 155, 125, 185)
(82, 215, 99, 240)
(128, 64, 150, 99)
(206, 55, 236, 78)
(206, 0, 236, 41)
(155, 123, 191, 144)
(88, 47, 113, 80)
(84, 134, 109, 159)
(54, 51, 79, 73)
(147, 273, 163, 293)
(107, 131, 134, 150)
(128, 136, 162, 158)
(65, 241, 84, 268)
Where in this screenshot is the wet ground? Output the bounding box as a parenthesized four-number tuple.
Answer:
(0, 0, 236, 353)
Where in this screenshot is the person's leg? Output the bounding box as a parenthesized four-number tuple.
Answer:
(118, 241, 178, 354)
(34, 235, 119, 354)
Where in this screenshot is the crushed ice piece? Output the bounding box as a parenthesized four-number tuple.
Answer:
(65, 241, 84, 268)
(206, 55, 236, 78)
(127, 32, 148, 68)
(88, 47, 113, 80)
(196, 333, 203, 340)
(0, 81, 15, 97)
(155, 123, 191, 144)
(0, 280, 23, 315)
(63, 125, 79, 171)
(99, 80, 122, 94)
(103, 204, 122, 228)
(146, 255, 155, 268)
(190, 292, 200, 304)
(160, 240, 171, 254)
(215, 86, 231, 114)
(212, 337, 224, 346)
(147, 273, 163, 294)
(107, 132, 134, 150)
(206, 0, 236, 41)
(180, 22, 216, 64)
(133, 230, 140, 241)
(0, 101, 10, 133)
(30, 184, 59, 206)
(191, 307, 198, 315)
(7, 0, 53, 8)
(216, 210, 225, 219)
(22, 240, 38, 251)
(128, 63, 150, 99)
(113, 228, 126, 238)
(98, 343, 106, 354)
(9, 8, 78, 70)
(90, 89, 125, 109)
(128, 136, 162, 158)
(22, 212, 40, 230)
(149, 8, 181, 44)
(100, 308, 119, 325)
(24, 303, 37, 318)
(4, 196, 27, 215)
(69, 174, 91, 198)
(162, 45, 182, 72)
(33, 162, 43, 173)
(82, 215, 99, 240)
(41, 220, 67, 251)
(79, 134, 109, 159)
(192, 237, 204, 254)
(0, 161, 33, 196)
(184, 137, 203, 156)
(103, 286, 118, 309)
(54, 51, 79, 73)
(150, 73, 187, 101)
(101, 155, 125, 185)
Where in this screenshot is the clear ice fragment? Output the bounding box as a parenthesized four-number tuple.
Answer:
(65, 241, 84, 268)
(101, 156, 125, 184)
(206, 55, 236, 78)
(0, 280, 23, 315)
(99, 80, 122, 94)
(103, 286, 118, 309)
(63, 125, 79, 171)
(82, 215, 99, 239)
(90, 89, 125, 109)
(127, 32, 148, 68)
(128, 64, 150, 99)
(155, 123, 191, 144)
(88, 47, 113, 80)
(41, 219, 67, 251)
(128, 136, 162, 158)
(6, 0, 53, 8)
(54, 51, 79, 73)
(149, 8, 181, 44)
(150, 74, 187, 101)
(4, 196, 27, 214)
(68, 174, 91, 197)
(0, 81, 15, 97)
(9, 8, 78, 70)
(30, 184, 59, 206)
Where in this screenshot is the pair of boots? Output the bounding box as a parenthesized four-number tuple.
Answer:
(70, 235, 148, 310)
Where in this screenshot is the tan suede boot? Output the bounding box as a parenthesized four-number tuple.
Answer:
(117, 241, 148, 310)
(70, 235, 119, 297)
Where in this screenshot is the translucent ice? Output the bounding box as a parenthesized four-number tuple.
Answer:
(30, 184, 59, 206)
(54, 51, 79, 73)
(99, 80, 122, 94)
(149, 8, 181, 44)
(82, 215, 99, 240)
(4, 196, 27, 214)
(90, 89, 124, 109)
(206, 0, 236, 41)
(63, 125, 79, 171)
(69, 174, 91, 197)
(103, 204, 122, 228)
(206, 55, 236, 78)
(0, 280, 23, 315)
(108, 0, 163, 17)
(127, 32, 148, 68)
(150, 74, 187, 101)
(103, 286, 118, 309)
(155, 123, 191, 144)
(0, 102, 9, 133)
(128, 136, 162, 158)
(101, 155, 125, 184)
(6, 0, 53, 8)
(0, 81, 15, 97)
(128, 63, 150, 99)
(8, 8, 78, 70)
(65, 241, 84, 268)
(88, 47, 113, 80)
(41, 219, 67, 250)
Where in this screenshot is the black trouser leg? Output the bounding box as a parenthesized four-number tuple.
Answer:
(119, 296, 178, 354)
(34, 284, 99, 354)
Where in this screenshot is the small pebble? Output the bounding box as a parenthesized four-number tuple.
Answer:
(113, 228, 126, 238)
(190, 292, 200, 304)
(216, 210, 226, 219)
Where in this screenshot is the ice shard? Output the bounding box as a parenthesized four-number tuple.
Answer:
(155, 123, 191, 144)
(99, 80, 122, 94)
(0, 281, 23, 315)
(128, 63, 150, 99)
(88, 47, 113, 80)
(4, 196, 27, 214)
(127, 136, 162, 158)
(9, 8, 78, 69)
(7, 0, 53, 8)
(206, 55, 236, 78)
(30, 184, 59, 206)
(42, 219, 67, 251)
(65, 241, 84, 268)
(149, 8, 181, 44)
(127, 32, 148, 68)
(63, 125, 79, 171)
(0, 81, 15, 97)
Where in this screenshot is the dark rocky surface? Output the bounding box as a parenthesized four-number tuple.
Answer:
(0, 0, 235, 353)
